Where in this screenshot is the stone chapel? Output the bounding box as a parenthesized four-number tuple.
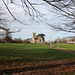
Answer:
(31, 33, 45, 44)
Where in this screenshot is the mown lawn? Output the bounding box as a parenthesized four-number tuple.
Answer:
(52, 44, 75, 51)
(0, 43, 75, 62)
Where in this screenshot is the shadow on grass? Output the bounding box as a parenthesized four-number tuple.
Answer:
(0, 61, 75, 74)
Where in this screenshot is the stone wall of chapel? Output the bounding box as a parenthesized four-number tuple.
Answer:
(37, 38, 43, 43)
(31, 33, 45, 44)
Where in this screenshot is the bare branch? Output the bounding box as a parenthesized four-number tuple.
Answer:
(2, 0, 30, 25)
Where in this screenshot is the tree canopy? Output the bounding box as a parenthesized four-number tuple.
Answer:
(37, 33, 45, 40)
(1, 0, 75, 33)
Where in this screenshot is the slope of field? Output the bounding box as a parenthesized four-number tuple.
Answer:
(0, 43, 75, 62)
(52, 44, 75, 51)
(0, 43, 75, 75)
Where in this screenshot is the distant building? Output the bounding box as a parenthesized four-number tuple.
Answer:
(67, 41, 75, 44)
(31, 33, 45, 44)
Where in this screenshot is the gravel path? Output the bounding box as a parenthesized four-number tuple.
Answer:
(50, 45, 75, 54)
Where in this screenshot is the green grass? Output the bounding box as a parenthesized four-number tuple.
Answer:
(52, 44, 75, 51)
(0, 43, 75, 62)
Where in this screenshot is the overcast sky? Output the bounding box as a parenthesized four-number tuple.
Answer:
(1, 0, 75, 41)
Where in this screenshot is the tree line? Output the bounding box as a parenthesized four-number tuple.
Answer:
(0, 33, 45, 43)
(54, 36, 75, 43)
(0, 36, 31, 43)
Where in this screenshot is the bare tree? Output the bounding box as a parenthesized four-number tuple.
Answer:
(0, 4, 21, 42)
(1, 0, 75, 33)
(43, 0, 75, 33)
(2, 0, 44, 24)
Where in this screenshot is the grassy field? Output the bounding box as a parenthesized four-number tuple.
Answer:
(0, 43, 75, 75)
(52, 44, 75, 51)
(0, 43, 75, 62)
